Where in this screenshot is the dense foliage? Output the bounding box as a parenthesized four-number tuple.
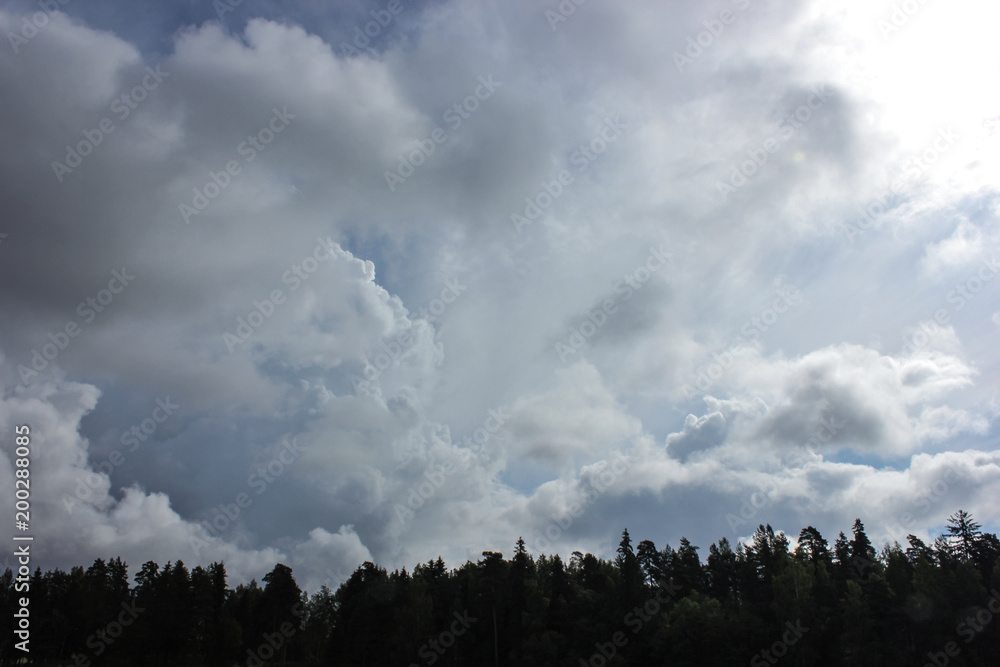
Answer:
(3, 510, 1000, 666)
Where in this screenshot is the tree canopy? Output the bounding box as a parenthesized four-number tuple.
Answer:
(3, 510, 999, 666)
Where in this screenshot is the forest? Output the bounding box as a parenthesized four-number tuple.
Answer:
(2, 510, 999, 666)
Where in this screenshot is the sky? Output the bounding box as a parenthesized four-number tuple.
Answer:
(0, 0, 998, 594)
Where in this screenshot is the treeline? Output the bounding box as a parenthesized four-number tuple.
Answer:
(3, 511, 1000, 666)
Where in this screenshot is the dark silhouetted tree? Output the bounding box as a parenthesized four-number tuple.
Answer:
(946, 509, 982, 561)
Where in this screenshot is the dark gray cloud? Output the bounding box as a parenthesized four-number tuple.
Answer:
(0, 0, 998, 589)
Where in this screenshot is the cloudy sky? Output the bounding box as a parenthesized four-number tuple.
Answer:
(1, 0, 998, 593)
